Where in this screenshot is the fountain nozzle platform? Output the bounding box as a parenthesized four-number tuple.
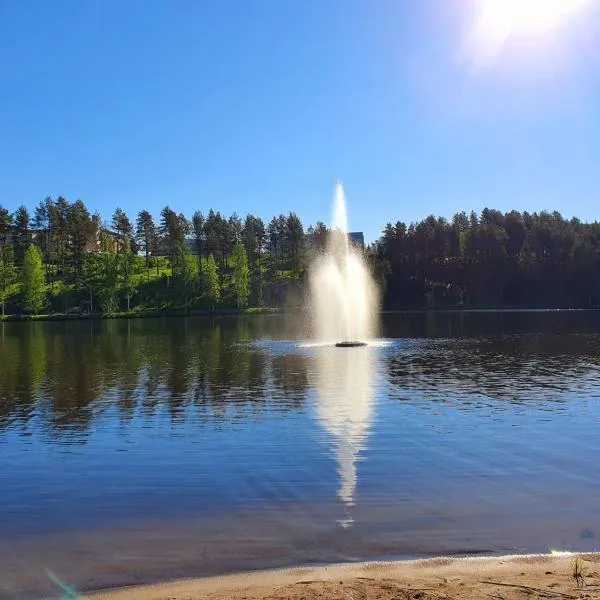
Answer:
(335, 341, 367, 348)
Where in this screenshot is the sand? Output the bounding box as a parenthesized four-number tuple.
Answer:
(90, 553, 600, 600)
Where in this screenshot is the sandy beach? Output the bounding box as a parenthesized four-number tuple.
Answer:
(90, 553, 600, 600)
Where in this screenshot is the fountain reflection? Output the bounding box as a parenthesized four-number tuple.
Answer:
(312, 344, 377, 526)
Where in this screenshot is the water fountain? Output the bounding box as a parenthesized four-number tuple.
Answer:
(309, 182, 378, 346)
(308, 182, 379, 525)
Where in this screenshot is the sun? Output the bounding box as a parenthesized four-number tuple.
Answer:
(469, 0, 593, 61)
(477, 0, 591, 36)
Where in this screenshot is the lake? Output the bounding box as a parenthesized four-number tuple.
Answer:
(1, 312, 599, 598)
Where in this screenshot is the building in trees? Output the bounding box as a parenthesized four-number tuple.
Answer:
(348, 232, 365, 250)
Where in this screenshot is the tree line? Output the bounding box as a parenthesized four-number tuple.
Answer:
(1, 198, 600, 315)
(0, 196, 325, 315)
(371, 209, 600, 308)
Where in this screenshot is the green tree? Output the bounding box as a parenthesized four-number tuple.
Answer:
(112, 207, 134, 252)
(69, 200, 97, 283)
(20, 245, 46, 313)
(177, 241, 197, 310)
(0, 206, 13, 259)
(119, 240, 137, 311)
(227, 213, 243, 256)
(81, 253, 104, 313)
(32, 197, 53, 282)
(242, 214, 266, 305)
(204, 254, 221, 310)
(0, 207, 16, 316)
(231, 243, 250, 308)
(160, 206, 185, 277)
(267, 214, 287, 277)
(0, 244, 16, 317)
(192, 210, 205, 276)
(286, 212, 304, 276)
(136, 210, 157, 279)
(51, 197, 70, 277)
(98, 231, 119, 314)
(204, 209, 228, 275)
(13, 205, 30, 266)
(307, 221, 328, 253)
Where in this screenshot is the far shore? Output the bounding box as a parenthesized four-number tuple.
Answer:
(0, 307, 283, 322)
(90, 553, 600, 600)
(1, 306, 600, 322)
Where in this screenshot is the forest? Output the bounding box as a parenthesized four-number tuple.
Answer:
(1, 197, 600, 317)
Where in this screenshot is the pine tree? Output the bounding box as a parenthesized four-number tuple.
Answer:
(0, 206, 13, 258)
(20, 245, 46, 313)
(69, 200, 96, 283)
(112, 207, 134, 252)
(13, 205, 30, 265)
(192, 211, 205, 276)
(33, 198, 53, 284)
(242, 214, 265, 306)
(160, 206, 185, 277)
(231, 243, 250, 308)
(119, 240, 137, 311)
(286, 212, 304, 276)
(98, 231, 119, 314)
(52, 197, 70, 277)
(0, 244, 16, 317)
(136, 210, 157, 280)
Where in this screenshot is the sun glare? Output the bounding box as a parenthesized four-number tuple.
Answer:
(469, 0, 594, 62)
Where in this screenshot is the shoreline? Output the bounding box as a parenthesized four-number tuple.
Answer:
(90, 552, 600, 599)
(2, 306, 600, 322)
(0, 307, 283, 321)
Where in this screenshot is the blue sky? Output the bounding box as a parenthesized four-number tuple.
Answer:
(0, 0, 599, 242)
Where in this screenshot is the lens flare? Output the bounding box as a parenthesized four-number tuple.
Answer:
(468, 0, 594, 63)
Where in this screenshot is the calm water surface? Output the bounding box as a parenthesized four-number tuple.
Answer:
(1, 312, 599, 598)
